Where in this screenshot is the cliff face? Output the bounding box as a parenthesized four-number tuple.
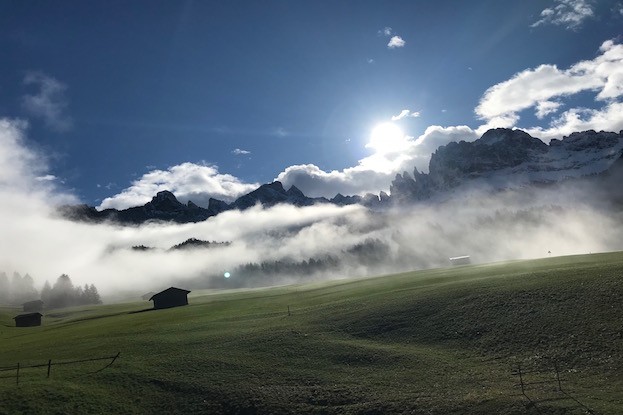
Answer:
(390, 128, 623, 204)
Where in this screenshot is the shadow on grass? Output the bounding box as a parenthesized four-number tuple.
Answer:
(128, 308, 154, 314)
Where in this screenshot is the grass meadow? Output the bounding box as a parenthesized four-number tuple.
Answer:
(1, 252, 623, 414)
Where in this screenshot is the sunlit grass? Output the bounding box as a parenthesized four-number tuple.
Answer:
(1, 252, 623, 414)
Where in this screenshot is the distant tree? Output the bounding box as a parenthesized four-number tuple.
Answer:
(20, 273, 39, 301)
(45, 275, 102, 308)
(8, 272, 39, 305)
(40, 280, 52, 304)
(0, 272, 9, 304)
(48, 274, 76, 308)
(84, 284, 102, 304)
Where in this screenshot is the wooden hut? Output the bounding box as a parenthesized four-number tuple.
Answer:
(22, 300, 44, 312)
(149, 287, 191, 309)
(14, 312, 43, 327)
(449, 255, 471, 266)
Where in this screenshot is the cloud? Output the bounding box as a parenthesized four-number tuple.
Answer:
(525, 101, 623, 141)
(4, 116, 623, 301)
(535, 101, 562, 119)
(378, 27, 393, 36)
(475, 39, 623, 138)
(276, 125, 478, 198)
(98, 162, 259, 210)
(232, 148, 251, 155)
(531, 0, 594, 30)
(21, 72, 72, 132)
(391, 109, 420, 121)
(387, 36, 405, 49)
(274, 127, 288, 137)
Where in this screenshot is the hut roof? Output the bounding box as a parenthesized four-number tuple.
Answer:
(149, 287, 191, 301)
(22, 300, 44, 306)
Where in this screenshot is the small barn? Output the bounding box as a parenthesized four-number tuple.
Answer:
(149, 287, 191, 309)
(22, 300, 44, 312)
(14, 312, 43, 327)
(449, 255, 471, 266)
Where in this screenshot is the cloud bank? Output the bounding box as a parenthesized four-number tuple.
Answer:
(2, 117, 623, 302)
(476, 39, 623, 140)
(98, 163, 259, 210)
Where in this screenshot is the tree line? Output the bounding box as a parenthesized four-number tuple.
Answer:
(0, 272, 101, 308)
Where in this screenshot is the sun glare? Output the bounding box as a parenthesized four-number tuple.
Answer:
(367, 122, 408, 155)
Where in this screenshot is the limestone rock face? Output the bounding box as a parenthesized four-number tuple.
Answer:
(389, 128, 623, 204)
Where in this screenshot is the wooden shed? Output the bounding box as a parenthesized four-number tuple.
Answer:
(14, 312, 43, 327)
(149, 287, 191, 309)
(23, 300, 44, 312)
(449, 256, 471, 266)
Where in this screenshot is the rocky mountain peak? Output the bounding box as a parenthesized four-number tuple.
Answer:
(146, 190, 184, 212)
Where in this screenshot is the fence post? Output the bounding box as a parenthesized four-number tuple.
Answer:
(16, 363, 19, 386)
(554, 361, 562, 392)
(47, 359, 52, 378)
(517, 363, 526, 397)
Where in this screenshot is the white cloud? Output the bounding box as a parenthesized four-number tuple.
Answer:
(35, 174, 57, 182)
(21, 72, 72, 132)
(232, 148, 251, 155)
(535, 101, 562, 119)
(391, 109, 420, 121)
(475, 39, 623, 138)
(379, 27, 393, 36)
(387, 36, 405, 49)
(531, 0, 594, 30)
(525, 101, 623, 141)
(276, 125, 478, 197)
(274, 127, 288, 137)
(98, 163, 259, 210)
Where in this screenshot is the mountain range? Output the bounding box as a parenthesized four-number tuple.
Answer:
(59, 128, 623, 225)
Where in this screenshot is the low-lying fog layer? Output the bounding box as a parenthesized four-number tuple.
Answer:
(2, 119, 623, 300)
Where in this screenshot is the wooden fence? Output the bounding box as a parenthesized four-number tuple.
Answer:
(0, 352, 120, 385)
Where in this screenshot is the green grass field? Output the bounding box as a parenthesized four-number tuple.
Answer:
(1, 252, 623, 414)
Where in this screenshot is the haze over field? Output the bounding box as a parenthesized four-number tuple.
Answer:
(2, 118, 623, 298)
(2, 1, 623, 297)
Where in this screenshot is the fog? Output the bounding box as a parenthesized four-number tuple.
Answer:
(2, 119, 623, 301)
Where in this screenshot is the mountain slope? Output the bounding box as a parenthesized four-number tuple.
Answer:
(391, 128, 623, 203)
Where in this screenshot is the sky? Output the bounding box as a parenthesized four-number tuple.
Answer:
(2, 0, 623, 296)
(1, 0, 623, 209)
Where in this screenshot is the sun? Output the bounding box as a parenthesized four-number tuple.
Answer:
(367, 122, 408, 155)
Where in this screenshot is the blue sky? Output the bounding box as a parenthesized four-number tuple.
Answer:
(1, 0, 623, 208)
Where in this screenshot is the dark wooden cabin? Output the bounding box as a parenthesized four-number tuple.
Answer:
(22, 300, 44, 312)
(149, 287, 191, 309)
(14, 312, 43, 327)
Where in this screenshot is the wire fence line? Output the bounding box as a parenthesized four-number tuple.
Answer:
(0, 352, 120, 385)
(511, 359, 595, 414)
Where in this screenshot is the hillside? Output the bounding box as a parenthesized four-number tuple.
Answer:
(1, 253, 623, 414)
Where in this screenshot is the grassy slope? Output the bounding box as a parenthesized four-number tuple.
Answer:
(1, 252, 623, 414)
